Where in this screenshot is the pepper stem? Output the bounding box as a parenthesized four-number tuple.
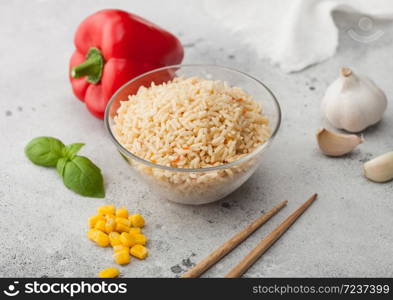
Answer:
(71, 47, 104, 84)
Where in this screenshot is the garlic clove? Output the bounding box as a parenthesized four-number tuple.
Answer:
(363, 152, 393, 183)
(321, 67, 387, 132)
(316, 128, 364, 157)
(341, 67, 352, 77)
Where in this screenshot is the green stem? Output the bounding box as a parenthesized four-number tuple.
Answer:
(71, 47, 104, 84)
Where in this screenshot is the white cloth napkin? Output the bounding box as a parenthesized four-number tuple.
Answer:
(204, 0, 393, 72)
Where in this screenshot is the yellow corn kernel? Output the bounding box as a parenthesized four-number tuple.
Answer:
(115, 217, 130, 232)
(97, 205, 116, 216)
(134, 234, 147, 246)
(94, 231, 110, 247)
(98, 267, 120, 278)
(115, 217, 131, 227)
(116, 207, 129, 218)
(129, 227, 141, 235)
(113, 245, 129, 253)
(87, 229, 100, 241)
(115, 222, 130, 233)
(94, 219, 106, 232)
(109, 232, 122, 247)
(129, 214, 145, 228)
(119, 232, 136, 247)
(88, 215, 105, 228)
(105, 216, 116, 234)
(113, 250, 131, 265)
(104, 214, 116, 221)
(130, 245, 148, 260)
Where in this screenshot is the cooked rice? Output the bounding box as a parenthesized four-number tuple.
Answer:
(113, 77, 270, 169)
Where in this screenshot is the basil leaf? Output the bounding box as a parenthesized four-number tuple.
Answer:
(64, 143, 85, 159)
(62, 156, 105, 198)
(25, 137, 65, 167)
(56, 157, 68, 177)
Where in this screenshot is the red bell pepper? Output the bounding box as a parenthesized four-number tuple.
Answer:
(69, 9, 184, 119)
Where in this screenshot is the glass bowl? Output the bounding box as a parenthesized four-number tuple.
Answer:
(105, 64, 281, 205)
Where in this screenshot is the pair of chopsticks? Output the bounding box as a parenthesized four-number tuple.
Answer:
(182, 193, 317, 278)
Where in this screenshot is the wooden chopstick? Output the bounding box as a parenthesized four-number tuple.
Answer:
(225, 193, 318, 278)
(182, 200, 288, 278)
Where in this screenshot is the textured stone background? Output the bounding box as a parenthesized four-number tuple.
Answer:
(1, 0, 392, 277)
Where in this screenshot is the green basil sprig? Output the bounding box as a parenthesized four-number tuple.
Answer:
(25, 137, 105, 198)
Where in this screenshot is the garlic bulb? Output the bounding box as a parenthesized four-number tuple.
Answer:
(363, 152, 393, 183)
(316, 128, 363, 156)
(321, 67, 387, 132)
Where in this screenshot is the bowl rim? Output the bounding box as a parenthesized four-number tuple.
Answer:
(104, 64, 281, 173)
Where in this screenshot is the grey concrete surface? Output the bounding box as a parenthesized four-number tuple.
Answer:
(1, 0, 393, 278)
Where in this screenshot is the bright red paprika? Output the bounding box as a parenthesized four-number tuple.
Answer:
(69, 9, 184, 119)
